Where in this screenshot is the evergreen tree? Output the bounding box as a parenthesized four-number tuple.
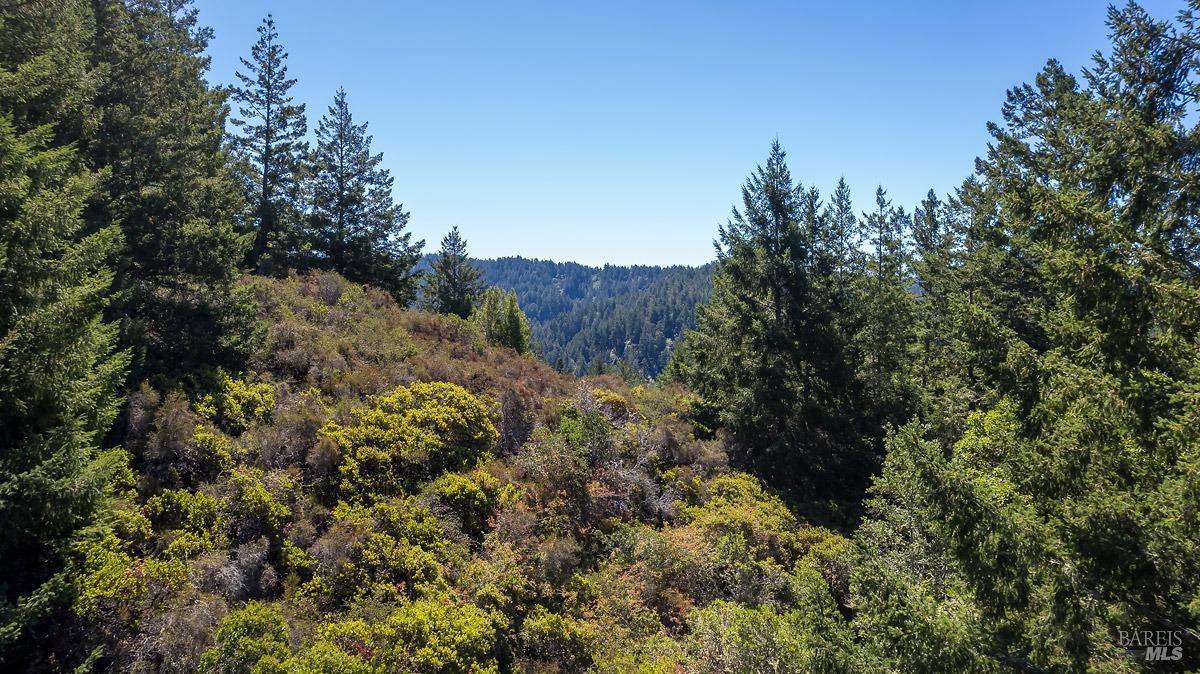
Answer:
(425, 227, 482, 318)
(908, 189, 969, 430)
(668, 141, 860, 497)
(853, 187, 916, 422)
(230, 14, 307, 272)
(501, 290, 532, 354)
(89, 0, 251, 383)
(307, 88, 422, 304)
(0, 0, 128, 656)
(862, 4, 1200, 668)
(820, 178, 862, 344)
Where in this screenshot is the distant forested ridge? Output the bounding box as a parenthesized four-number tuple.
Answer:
(425, 256, 715, 376)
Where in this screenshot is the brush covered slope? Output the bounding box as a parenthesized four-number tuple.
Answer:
(66, 271, 854, 673)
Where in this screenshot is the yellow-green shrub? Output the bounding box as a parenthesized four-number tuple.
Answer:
(196, 369, 276, 434)
(199, 601, 290, 674)
(428, 469, 507, 539)
(145, 488, 228, 557)
(307, 497, 456, 606)
(520, 606, 596, 671)
(227, 469, 292, 542)
(320, 382, 497, 501)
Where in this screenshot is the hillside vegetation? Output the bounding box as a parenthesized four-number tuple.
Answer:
(55, 272, 859, 672)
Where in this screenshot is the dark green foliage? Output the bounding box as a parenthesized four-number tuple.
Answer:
(230, 14, 307, 272)
(306, 88, 422, 304)
(0, 1, 128, 655)
(90, 0, 251, 383)
(854, 4, 1200, 669)
(853, 186, 917, 424)
(424, 227, 483, 319)
(471, 257, 714, 376)
(667, 142, 873, 501)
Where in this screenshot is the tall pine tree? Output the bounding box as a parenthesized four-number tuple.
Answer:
(0, 0, 128, 657)
(668, 141, 863, 500)
(853, 187, 916, 423)
(861, 4, 1200, 668)
(306, 87, 422, 303)
(90, 0, 250, 383)
(230, 14, 307, 273)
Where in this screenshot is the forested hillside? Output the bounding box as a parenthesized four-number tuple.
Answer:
(2, 0, 1199, 672)
(462, 257, 713, 377)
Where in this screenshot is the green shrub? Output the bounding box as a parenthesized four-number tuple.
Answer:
(428, 469, 506, 539)
(199, 601, 290, 674)
(321, 382, 497, 500)
(196, 369, 276, 435)
(520, 606, 596, 671)
(294, 597, 499, 673)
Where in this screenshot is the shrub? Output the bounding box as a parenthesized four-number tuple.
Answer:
(146, 488, 228, 558)
(199, 601, 290, 674)
(196, 369, 276, 435)
(376, 596, 499, 673)
(427, 470, 505, 540)
(72, 532, 146, 623)
(305, 497, 455, 607)
(520, 606, 596, 671)
(226, 469, 292, 543)
(321, 382, 497, 500)
(292, 597, 499, 673)
(685, 599, 855, 674)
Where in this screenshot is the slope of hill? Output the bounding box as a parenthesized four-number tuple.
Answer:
(54, 270, 853, 672)
(469, 257, 714, 376)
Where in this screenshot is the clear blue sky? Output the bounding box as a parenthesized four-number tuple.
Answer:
(196, 0, 1185, 265)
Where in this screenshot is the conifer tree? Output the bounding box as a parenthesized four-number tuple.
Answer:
(908, 189, 967, 425)
(853, 187, 916, 421)
(820, 178, 862, 341)
(231, 14, 307, 272)
(863, 4, 1200, 668)
(425, 227, 483, 318)
(668, 141, 861, 496)
(0, 0, 128, 654)
(501, 290, 532, 354)
(307, 88, 422, 304)
(90, 0, 250, 383)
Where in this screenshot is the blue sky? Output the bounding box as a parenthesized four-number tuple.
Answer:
(196, 0, 1186, 265)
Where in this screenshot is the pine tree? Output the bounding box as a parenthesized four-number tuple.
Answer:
(501, 290, 532, 354)
(425, 227, 482, 318)
(90, 0, 251, 383)
(863, 4, 1200, 668)
(307, 88, 422, 304)
(231, 14, 307, 272)
(668, 141, 860, 497)
(820, 178, 862, 342)
(853, 187, 916, 422)
(908, 189, 968, 428)
(0, 0, 128, 655)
